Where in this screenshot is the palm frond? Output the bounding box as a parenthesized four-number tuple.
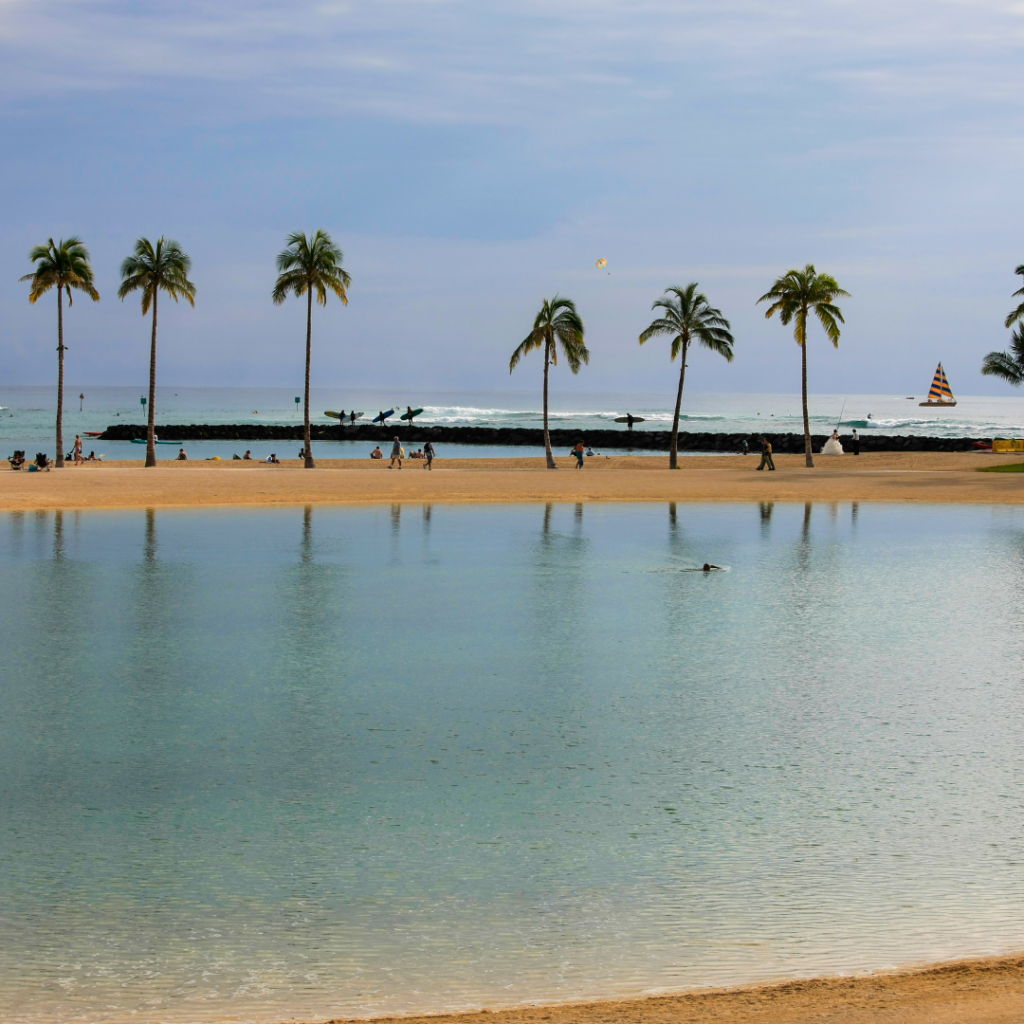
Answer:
(981, 349, 1024, 386)
(640, 284, 734, 363)
(22, 236, 100, 305)
(273, 229, 349, 306)
(509, 329, 544, 372)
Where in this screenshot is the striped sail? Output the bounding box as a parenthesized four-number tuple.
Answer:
(926, 362, 955, 402)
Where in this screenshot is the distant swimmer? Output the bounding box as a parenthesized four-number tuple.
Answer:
(702, 563, 723, 571)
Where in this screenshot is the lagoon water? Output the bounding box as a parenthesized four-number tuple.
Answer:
(2, 503, 1024, 1023)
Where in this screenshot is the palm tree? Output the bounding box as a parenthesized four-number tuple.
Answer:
(509, 296, 588, 468)
(20, 237, 99, 467)
(272, 230, 350, 469)
(1004, 265, 1024, 328)
(639, 284, 734, 469)
(758, 264, 849, 468)
(982, 325, 1024, 386)
(118, 238, 196, 468)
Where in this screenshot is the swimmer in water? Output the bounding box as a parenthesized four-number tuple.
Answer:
(702, 563, 723, 571)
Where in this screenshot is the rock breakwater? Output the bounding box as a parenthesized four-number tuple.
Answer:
(99, 423, 992, 453)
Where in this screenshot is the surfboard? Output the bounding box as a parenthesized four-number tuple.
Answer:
(614, 416, 645, 423)
(400, 408, 424, 421)
(130, 438, 184, 445)
(373, 409, 395, 424)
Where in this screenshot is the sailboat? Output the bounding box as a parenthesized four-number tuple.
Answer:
(919, 362, 957, 406)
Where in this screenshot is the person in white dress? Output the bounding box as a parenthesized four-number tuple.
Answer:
(821, 429, 844, 455)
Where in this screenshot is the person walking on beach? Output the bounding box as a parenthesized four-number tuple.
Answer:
(389, 436, 403, 469)
(423, 440, 435, 470)
(72, 434, 83, 464)
(757, 437, 775, 471)
(573, 441, 585, 468)
(852, 428, 860, 455)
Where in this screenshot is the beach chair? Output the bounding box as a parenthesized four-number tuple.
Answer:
(7, 450, 25, 470)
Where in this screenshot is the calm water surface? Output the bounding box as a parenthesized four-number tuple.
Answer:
(1, 503, 1023, 1023)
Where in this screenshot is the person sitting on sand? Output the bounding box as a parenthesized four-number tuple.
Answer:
(586, 446, 595, 457)
(87, 451, 98, 461)
(242, 450, 252, 460)
(267, 453, 280, 464)
(176, 448, 188, 461)
(702, 563, 723, 571)
(370, 446, 383, 459)
(389, 436, 403, 469)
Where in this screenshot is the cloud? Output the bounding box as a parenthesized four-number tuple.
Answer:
(2, 0, 1023, 129)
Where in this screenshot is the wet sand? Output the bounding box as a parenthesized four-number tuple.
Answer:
(328, 952, 1024, 1024)
(1, 451, 1022, 510)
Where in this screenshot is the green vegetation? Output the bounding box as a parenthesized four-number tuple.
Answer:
(1004, 264, 1024, 329)
(510, 296, 588, 469)
(118, 238, 196, 467)
(639, 283, 733, 470)
(982, 268, 1024, 388)
(758, 265, 849, 469)
(978, 462, 1024, 473)
(20, 238, 99, 467)
(272, 230, 350, 469)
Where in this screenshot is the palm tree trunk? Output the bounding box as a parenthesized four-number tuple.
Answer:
(670, 339, 688, 470)
(146, 292, 158, 468)
(304, 288, 315, 469)
(800, 319, 813, 468)
(55, 287, 65, 468)
(543, 340, 555, 469)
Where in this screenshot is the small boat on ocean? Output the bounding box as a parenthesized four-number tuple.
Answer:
(919, 363, 957, 406)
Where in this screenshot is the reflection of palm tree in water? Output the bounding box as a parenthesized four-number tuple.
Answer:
(143, 507, 157, 563)
(53, 509, 65, 561)
(301, 504, 313, 564)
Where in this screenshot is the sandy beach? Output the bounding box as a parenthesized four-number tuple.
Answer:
(1, 451, 1022, 510)
(329, 952, 1024, 1024)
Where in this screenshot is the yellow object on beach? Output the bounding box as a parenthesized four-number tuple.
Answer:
(992, 439, 1024, 453)
(595, 258, 607, 269)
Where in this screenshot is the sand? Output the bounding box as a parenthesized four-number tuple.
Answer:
(330, 953, 1024, 1024)
(1, 451, 1022, 510)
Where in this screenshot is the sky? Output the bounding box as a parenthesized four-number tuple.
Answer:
(1, 0, 1024, 398)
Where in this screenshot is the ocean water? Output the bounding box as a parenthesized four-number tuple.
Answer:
(2, 502, 1023, 1024)
(2, 386, 1023, 460)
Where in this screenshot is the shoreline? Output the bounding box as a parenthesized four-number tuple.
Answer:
(1, 452, 1023, 510)
(322, 951, 1024, 1024)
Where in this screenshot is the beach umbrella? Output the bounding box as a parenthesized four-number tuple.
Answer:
(595, 258, 607, 269)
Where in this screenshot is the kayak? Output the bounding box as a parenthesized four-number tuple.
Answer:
(130, 438, 184, 445)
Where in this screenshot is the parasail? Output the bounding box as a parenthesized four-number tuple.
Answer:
(595, 258, 607, 269)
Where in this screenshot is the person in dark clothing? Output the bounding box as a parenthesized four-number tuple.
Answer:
(423, 440, 435, 470)
(851, 428, 860, 455)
